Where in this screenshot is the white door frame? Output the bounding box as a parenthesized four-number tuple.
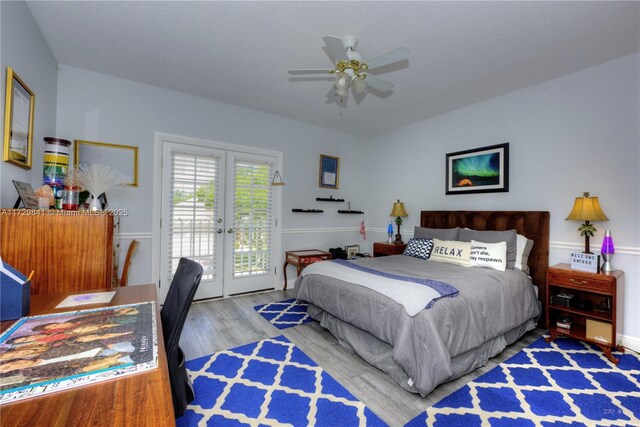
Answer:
(151, 132, 283, 303)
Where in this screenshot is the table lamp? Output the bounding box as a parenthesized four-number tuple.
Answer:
(390, 200, 408, 244)
(565, 192, 608, 254)
(601, 230, 615, 272)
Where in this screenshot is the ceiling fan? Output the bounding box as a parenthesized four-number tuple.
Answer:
(289, 35, 410, 104)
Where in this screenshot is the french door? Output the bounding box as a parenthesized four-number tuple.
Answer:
(160, 141, 277, 300)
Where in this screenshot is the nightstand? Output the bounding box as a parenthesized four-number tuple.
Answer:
(545, 263, 624, 363)
(373, 242, 407, 257)
(282, 249, 331, 290)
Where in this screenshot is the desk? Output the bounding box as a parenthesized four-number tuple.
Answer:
(283, 249, 331, 290)
(0, 285, 174, 427)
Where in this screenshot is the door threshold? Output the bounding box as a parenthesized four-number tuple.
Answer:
(229, 287, 275, 297)
(192, 287, 277, 304)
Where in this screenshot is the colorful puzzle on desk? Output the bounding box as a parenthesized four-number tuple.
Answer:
(0, 301, 158, 404)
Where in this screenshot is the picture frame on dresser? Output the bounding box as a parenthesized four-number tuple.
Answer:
(12, 180, 39, 209)
(445, 143, 509, 195)
(345, 244, 360, 258)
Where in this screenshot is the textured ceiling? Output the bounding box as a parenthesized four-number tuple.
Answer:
(26, 1, 639, 137)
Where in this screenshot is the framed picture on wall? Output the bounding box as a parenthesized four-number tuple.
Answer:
(446, 143, 509, 195)
(319, 154, 339, 189)
(74, 140, 139, 187)
(3, 68, 35, 169)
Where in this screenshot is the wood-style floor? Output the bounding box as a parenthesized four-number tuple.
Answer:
(180, 289, 545, 426)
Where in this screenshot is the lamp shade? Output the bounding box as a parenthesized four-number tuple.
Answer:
(352, 76, 368, 93)
(390, 200, 408, 217)
(565, 192, 608, 222)
(335, 72, 350, 90)
(601, 230, 615, 254)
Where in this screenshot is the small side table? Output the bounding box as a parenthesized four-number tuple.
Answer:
(283, 249, 332, 290)
(545, 263, 624, 364)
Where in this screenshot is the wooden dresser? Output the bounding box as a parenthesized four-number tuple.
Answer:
(0, 209, 114, 294)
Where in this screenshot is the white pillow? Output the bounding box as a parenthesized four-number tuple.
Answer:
(514, 234, 534, 274)
(430, 239, 471, 267)
(470, 240, 507, 271)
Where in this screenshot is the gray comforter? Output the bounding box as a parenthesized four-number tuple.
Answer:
(295, 255, 541, 396)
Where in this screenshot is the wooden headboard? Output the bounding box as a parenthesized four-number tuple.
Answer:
(420, 210, 549, 325)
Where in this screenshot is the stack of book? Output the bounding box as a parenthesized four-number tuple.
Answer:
(556, 317, 572, 330)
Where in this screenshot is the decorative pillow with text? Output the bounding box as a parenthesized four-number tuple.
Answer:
(429, 239, 471, 267)
(470, 240, 507, 271)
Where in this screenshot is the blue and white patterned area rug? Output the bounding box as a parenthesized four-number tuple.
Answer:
(177, 335, 387, 427)
(254, 298, 313, 330)
(406, 337, 640, 427)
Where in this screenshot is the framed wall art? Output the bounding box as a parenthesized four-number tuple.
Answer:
(3, 67, 35, 169)
(446, 143, 509, 195)
(74, 140, 139, 187)
(319, 154, 339, 189)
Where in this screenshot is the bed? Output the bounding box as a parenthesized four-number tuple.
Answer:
(294, 210, 549, 396)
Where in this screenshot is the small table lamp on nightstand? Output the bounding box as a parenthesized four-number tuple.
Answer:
(565, 192, 608, 254)
(390, 200, 408, 244)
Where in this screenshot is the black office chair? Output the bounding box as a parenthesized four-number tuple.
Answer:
(160, 257, 203, 417)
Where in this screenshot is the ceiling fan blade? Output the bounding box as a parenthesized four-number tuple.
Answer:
(364, 47, 410, 71)
(363, 74, 394, 93)
(322, 36, 349, 62)
(289, 69, 333, 75)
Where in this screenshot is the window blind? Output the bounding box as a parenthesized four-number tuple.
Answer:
(168, 152, 220, 282)
(232, 159, 273, 277)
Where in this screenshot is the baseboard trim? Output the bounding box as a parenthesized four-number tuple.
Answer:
(619, 333, 640, 353)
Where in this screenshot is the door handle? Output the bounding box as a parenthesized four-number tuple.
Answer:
(227, 228, 234, 233)
(216, 228, 223, 234)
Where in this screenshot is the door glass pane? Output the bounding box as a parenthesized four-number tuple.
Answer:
(232, 159, 273, 277)
(168, 152, 219, 282)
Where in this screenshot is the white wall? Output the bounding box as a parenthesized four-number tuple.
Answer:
(6, 0, 638, 347)
(366, 53, 640, 348)
(0, 1, 58, 207)
(55, 65, 370, 287)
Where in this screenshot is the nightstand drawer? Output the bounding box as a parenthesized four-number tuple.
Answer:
(373, 242, 407, 257)
(548, 271, 613, 293)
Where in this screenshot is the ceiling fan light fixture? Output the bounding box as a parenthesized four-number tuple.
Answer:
(352, 75, 368, 93)
(335, 72, 350, 90)
(335, 86, 348, 98)
(289, 35, 409, 105)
